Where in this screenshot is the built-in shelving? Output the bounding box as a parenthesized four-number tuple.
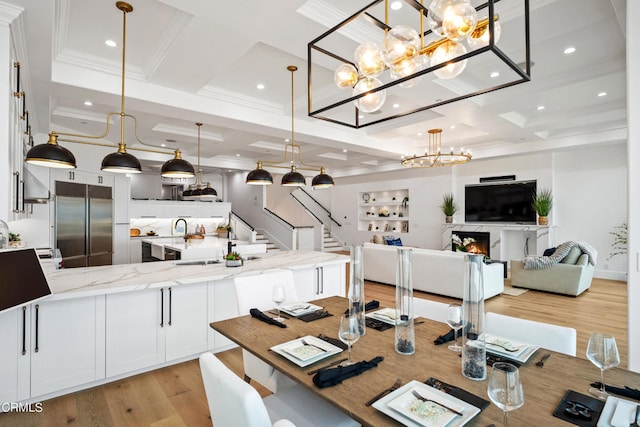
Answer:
(358, 189, 409, 233)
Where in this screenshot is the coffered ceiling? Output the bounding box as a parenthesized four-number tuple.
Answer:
(9, 0, 627, 179)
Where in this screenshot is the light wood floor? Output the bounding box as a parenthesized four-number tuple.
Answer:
(1, 278, 628, 427)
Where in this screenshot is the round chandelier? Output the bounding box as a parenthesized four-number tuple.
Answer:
(401, 128, 471, 168)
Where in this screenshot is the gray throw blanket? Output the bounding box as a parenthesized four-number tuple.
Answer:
(523, 240, 597, 269)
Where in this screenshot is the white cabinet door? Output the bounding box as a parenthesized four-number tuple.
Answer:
(210, 279, 239, 351)
(0, 307, 30, 403)
(129, 238, 142, 264)
(318, 264, 346, 298)
(113, 175, 130, 224)
(165, 283, 209, 360)
(291, 268, 316, 302)
(30, 296, 105, 398)
(113, 224, 130, 265)
(105, 289, 165, 377)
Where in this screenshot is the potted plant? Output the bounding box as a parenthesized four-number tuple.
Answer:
(440, 193, 458, 223)
(532, 188, 553, 225)
(9, 232, 25, 248)
(224, 251, 243, 267)
(216, 224, 231, 238)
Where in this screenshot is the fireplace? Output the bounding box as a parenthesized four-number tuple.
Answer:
(452, 231, 490, 257)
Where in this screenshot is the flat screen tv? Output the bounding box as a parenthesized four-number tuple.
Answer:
(465, 180, 537, 224)
(0, 248, 52, 313)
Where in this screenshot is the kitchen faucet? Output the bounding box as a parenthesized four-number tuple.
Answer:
(175, 218, 188, 242)
(227, 240, 236, 256)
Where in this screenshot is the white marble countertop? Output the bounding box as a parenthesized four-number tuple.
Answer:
(42, 251, 348, 301)
(141, 236, 267, 260)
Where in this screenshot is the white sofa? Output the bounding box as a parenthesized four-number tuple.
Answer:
(362, 242, 504, 299)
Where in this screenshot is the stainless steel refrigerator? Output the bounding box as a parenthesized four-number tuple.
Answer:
(55, 181, 113, 268)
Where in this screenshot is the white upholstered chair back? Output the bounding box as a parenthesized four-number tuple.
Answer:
(412, 298, 450, 323)
(233, 269, 298, 393)
(485, 312, 577, 356)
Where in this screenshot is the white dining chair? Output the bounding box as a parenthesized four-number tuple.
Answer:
(412, 297, 450, 323)
(199, 353, 360, 427)
(485, 312, 577, 356)
(233, 269, 298, 393)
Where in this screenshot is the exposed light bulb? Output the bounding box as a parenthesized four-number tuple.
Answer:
(468, 19, 502, 49)
(441, 1, 478, 41)
(353, 78, 386, 113)
(383, 25, 420, 67)
(354, 42, 385, 78)
(430, 41, 468, 79)
(390, 55, 426, 88)
(334, 63, 359, 89)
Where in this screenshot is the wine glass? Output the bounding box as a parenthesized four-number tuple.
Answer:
(487, 362, 524, 427)
(586, 332, 620, 400)
(446, 303, 464, 352)
(339, 314, 361, 365)
(271, 284, 286, 322)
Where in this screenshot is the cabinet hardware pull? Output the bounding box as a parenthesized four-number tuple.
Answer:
(22, 306, 27, 355)
(160, 288, 164, 327)
(20, 179, 25, 213)
(320, 267, 324, 294)
(168, 287, 172, 326)
(13, 171, 20, 213)
(34, 304, 39, 353)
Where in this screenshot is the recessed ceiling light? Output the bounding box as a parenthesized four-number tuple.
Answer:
(161, 143, 166, 147)
(343, 149, 347, 153)
(84, 101, 93, 106)
(105, 40, 117, 47)
(284, 138, 290, 142)
(537, 105, 545, 111)
(256, 83, 265, 90)
(490, 71, 500, 78)
(392, 103, 400, 108)
(236, 153, 241, 157)
(598, 91, 607, 97)
(390, 1, 402, 10)
(450, 125, 456, 129)
(417, 132, 423, 137)
(358, 115, 364, 119)
(563, 46, 576, 55)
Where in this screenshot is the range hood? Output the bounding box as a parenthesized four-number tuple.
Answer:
(22, 164, 50, 204)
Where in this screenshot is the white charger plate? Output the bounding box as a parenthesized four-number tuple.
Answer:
(373, 380, 480, 427)
(597, 395, 639, 427)
(280, 302, 323, 317)
(366, 308, 414, 325)
(270, 335, 343, 367)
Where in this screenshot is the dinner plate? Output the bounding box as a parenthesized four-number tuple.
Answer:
(597, 395, 639, 427)
(280, 302, 323, 317)
(270, 335, 343, 367)
(373, 380, 480, 427)
(366, 308, 413, 325)
(484, 334, 540, 363)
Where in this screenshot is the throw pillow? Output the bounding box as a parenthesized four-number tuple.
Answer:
(372, 234, 385, 244)
(384, 236, 403, 246)
(543, 247, 556, 257)
(560, 246, 582, 264)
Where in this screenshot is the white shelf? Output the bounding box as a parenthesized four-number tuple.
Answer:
(361, 216, 409, 221)
(358, 189, 409, 232)
(360, 201, 404, 207)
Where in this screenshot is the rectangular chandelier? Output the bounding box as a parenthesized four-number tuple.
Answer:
(307, 0, 530, 129)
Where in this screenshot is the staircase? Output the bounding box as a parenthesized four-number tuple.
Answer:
(323, 230, 344, 252)
(255, 232, 281, 253)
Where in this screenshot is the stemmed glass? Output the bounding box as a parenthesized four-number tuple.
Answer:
(339, 314, 361, 366)
(487, 362, 524, 427)
(586, 332, 620, 400)
(271, 284, 286, 322)
(446, 303, 464, 352)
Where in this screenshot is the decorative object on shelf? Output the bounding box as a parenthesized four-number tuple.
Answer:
(362, 193, 370, 203)
(532, 188, 553, 225)
(224, 251, 243, 267)
(368, 224, 372, 231)
(308, 0, 530, 128)
(440, 193, 459, 223)
(378, 207, 390, 217)
(395, 248, 415, 355)
(402, 129, 471, 168)
(607, 222, 627, 260)
(182, 123, 217, 200)
(401, 222, 408, 233)
(25, 2, 194, 178)
(461, 253, 486, 380)
(384, 224, 390, 232)
(246, 66, 334, 188)
(452, 233, 475, 252)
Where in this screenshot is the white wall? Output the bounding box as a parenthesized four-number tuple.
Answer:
(266, 181, 315, 227)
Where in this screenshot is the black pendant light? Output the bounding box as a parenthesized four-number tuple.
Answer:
(201, 183, 218, 198)
(281, 165, 306, 187)
(161, 150, 195, 178)
(26, 132, 76, 169)
(311, 167, 335, 189)
(101, 142, 142, 173)
(183, 122, 218, 199)
(246, 161, 273, 185)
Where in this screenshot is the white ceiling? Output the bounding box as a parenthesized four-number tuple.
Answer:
(9, 0, 628, 179)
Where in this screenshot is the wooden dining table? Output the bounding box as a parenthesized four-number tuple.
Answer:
(210, 296, 640, 426)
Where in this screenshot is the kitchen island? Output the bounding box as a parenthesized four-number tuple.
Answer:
(141, 235, 267, 261)
(2, 250, 348, 406)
